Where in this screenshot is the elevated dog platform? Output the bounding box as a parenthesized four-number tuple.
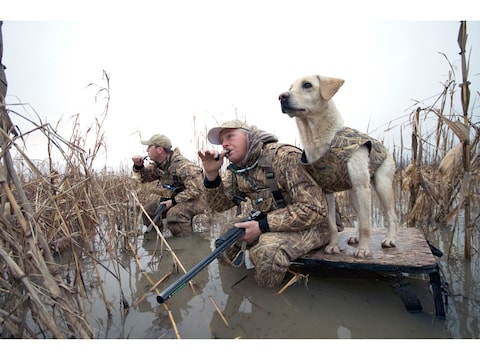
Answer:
(293, 227, 447, 318)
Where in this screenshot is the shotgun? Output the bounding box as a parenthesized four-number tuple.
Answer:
(145, 203, 167, 233)
(156, 210, 262, 304)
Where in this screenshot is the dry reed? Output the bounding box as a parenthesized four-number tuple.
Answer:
(0, 21, 478, 339)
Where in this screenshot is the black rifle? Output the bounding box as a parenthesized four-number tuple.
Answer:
(145, 203, 167, 233)
(156, 210, 262, 304)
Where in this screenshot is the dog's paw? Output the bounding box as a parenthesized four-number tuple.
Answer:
(324, 244, 340, 254)
(381, 238, 396, 248)
(354, 248, 370, 258)
(347, 236, 358, 245)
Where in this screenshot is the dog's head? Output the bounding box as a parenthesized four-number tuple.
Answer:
(278, 75, 345, 118)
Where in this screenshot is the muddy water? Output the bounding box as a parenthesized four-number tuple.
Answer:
(66, 222, 479, 340)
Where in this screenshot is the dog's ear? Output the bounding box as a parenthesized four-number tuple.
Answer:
(317, 76, 345, 100)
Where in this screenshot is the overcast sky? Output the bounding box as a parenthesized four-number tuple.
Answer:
(2, 1, 479, 170)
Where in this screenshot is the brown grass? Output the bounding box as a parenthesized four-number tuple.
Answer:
(0, 22, 478, 338)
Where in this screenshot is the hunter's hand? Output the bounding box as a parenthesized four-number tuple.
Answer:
(198, 149, 224, 181)
(160, 199, 174, 210)
(234, 221, 261, 245)
(132, 155, 145, 167)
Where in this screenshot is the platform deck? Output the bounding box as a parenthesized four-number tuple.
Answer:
(295, 227, 437, 273)
(293, 227, 446, 318)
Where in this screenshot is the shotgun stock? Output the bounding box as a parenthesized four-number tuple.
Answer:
(156, 210, 262, 304)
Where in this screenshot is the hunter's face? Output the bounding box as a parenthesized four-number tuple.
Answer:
(219, 128, 248, 164)
(147, 145, 166, 163)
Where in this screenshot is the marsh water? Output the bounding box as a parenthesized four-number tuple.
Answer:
(54, 217, 479, 340)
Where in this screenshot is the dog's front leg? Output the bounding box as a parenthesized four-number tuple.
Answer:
(324, 193, 340, 254)
(348, 185, 372, 258)
(347, 149, 372, 258)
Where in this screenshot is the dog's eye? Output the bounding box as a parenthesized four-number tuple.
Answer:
(302, 82, 313, 90)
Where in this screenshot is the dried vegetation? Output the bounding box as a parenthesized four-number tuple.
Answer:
(0, 21, 478, 338)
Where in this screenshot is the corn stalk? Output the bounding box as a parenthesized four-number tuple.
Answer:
(457, 21, 472, 259)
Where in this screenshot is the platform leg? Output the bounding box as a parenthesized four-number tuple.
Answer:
(429, 265, 446, 319)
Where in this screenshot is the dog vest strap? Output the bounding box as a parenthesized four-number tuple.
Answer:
(258, 145, 287, 209)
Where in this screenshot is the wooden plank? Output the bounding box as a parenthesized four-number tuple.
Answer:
(295, 227, 439, 273)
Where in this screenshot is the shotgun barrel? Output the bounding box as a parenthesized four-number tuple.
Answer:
(145, 203, 167, 233)
(156, 210, 261, 304)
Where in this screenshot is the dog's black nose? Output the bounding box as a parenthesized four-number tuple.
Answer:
(279, 92, 290, 113)
(278, 92, 289, 102)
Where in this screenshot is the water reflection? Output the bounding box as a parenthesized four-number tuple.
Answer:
(73, 222, 478, 339)
(429, 225, 480, 338)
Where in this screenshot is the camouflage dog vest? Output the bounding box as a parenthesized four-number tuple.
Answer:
(300, 127, 388, 194)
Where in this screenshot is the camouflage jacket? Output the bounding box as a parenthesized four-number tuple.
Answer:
(300, 127, 388, 193)
(132, 148, 204, 203)
(204, 142, 327, 232)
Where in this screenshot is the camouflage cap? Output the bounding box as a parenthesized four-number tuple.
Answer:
(207, 119, 250, 145)
(140, 134, 172, 149)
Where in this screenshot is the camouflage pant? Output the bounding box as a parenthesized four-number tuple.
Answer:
(220, 221, 330, 288)
(143, 198, 206, 237)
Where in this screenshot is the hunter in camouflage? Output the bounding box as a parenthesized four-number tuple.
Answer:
(198, 120, 330, 288)
(132, 134, 206, 236)
(300, 127, 388, 193)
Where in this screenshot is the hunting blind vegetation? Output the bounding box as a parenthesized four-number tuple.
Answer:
(0, 21, 478, 338)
